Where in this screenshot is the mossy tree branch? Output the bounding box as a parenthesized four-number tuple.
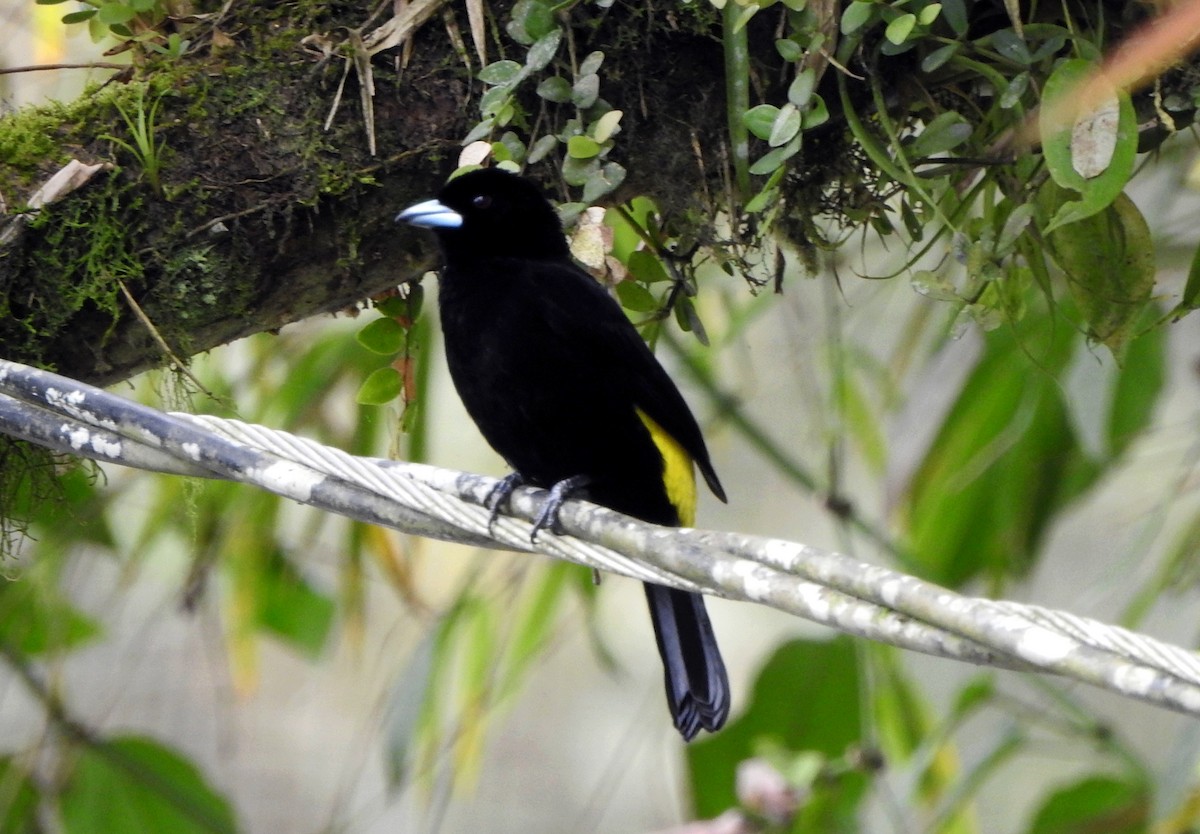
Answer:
(0, 0, 733, 386)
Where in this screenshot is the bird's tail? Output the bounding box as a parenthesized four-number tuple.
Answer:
(643, 584, 730, 741)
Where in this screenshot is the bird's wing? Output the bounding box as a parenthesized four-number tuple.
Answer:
(530, 261, 727, 504)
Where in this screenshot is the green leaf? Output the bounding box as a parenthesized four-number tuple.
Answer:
(498, 131, 525, 162)
(776, 38, 803, 61)
(582, 161, 625, 202)
(60, 736, 236, 834)
(0, 577, 100, 656)
(561, 154, 598, 186)
(899, 307, 1096, 586)
(840, 0, 874, 34)
(461, 118, 494, 144)
(940, 0, 967, 33)
(1027, 776, 1149, 834)
(1000, 71, 1029, 109)
(566, 135, 601, 159)
(571, 74, 599, 108)
(674, 296, 709, 344)
(591, 109, 623, 143)
(474, 90, 507, 125)
(36, 0, 75, 5)
(744, 167, 784, 213)
(477, 60, 523, 85)
(0, 757, 39, 834)
(578, 50, 604, 76)
(802, 94, 830, 129)
(357, 317, 406, 354)
(1171, 238, 1200, 320)
(918, 3, 941, 24)
(743, 104, 780, 141)
(62, 9, 97, 22)
(535, 76, 572, 103)
(989, 29, 1031, 65)
(787, 68, 816, 108)
(376, 290, 417, 318)
(885, 13, 916, 44)
(749, 133, 802, 175)
(901, 199, 924, 240)
(356, 367, 403, 405)
(626, 249, 671, 283)
(1041, 185, 1155, 355)
(506, 0, 555, 43)
(1107, 309, 1164, 457)
(921, 42, 958, 72)
(1040, 59, 1138, 231)
(606, 195, 657, 261)
(527, 134, 558, 164)
(908, 111, 970, 158)
(615, 280, 659, 313)
(524, 29, 561, 72)
(489, 140, 512, 163)
(731, 3, 758, 33)
(768, 103, 802, 147)
(96, 2, 135, 25)
(257, 553, 335, 658)
(556, 201, 586, 226)
(743, 189, 775, 215)
(688, 638, 866, 821)
(460, 598, 496, 695)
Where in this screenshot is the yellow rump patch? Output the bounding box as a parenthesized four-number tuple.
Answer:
(636, 409, 697, 526)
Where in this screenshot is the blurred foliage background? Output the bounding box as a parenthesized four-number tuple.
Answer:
(4, 0, 1200, 832)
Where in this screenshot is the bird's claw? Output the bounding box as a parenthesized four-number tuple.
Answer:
(530, 475, 592, 542)
(484, 472, 525, 535)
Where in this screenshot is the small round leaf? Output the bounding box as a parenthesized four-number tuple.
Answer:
(536, 77, 573, 102)
(885, 13, 916, 45)
(357, 318, 406, 354)
(775, 39, 803, 61)
(527, 134, 558, 164)
(478, 60, 523, 85)
(525, 29, 562, 72)
(768, 103, 802, 147)
(357, 367, 404, 405)
(567, 135, 602, 159)
(579, 50, 605, 76)
(743, 104, 780, 141)
(572, 74, 600, 108)
(592, 110, 623, 143)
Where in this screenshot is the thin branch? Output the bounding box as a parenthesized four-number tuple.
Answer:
(115, 277, 221, 401)
(0, 62, 126, 75)
(0, 639, 96, 744)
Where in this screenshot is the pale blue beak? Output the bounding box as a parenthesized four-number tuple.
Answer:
(396, 199, 463, 229)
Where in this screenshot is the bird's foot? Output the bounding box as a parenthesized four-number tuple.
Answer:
(484, 472, 526, 535)
(531, 475, 592, 541)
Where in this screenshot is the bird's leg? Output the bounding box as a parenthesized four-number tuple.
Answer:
(484, 472, 525, 534)
(531, 475, 592, 541)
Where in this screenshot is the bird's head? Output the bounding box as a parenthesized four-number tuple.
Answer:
(396, 168, 569, 261)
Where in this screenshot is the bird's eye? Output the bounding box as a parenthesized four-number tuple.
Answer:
(472, 195, 493, 209)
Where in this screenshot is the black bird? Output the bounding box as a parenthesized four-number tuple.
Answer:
(397, 168, 729, 740)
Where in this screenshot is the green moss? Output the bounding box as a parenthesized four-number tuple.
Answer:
(3, 178, 134, 354)
(1, 0, 453, 382)
(0, 102, 74, 192)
